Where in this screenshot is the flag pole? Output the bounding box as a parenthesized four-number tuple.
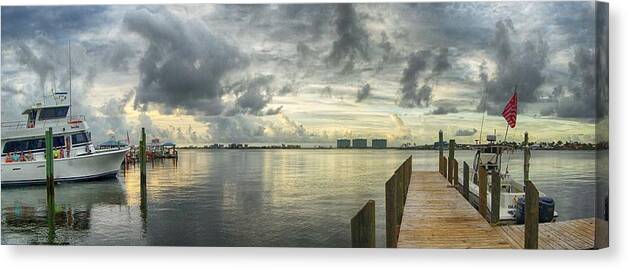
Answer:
(504, 124, 510, 142)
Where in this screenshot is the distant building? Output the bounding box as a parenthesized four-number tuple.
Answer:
(352, 138, 368, 148)
(433, 141, 449, 150)
(337, 139, 351, 148)
(372, 139, 387, 149)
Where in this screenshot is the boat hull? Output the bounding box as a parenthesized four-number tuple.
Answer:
(1, 148, 128, 186)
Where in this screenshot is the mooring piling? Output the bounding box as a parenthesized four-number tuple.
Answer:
(448, 139, 455, 185)
(351, 200, 376, 248)
(463, 161, 470, 200)
(438, 130, 444, 173)
(44, 127, 55, 242)
(524, 179, 540, 249)
(140, 127, 147, 186)
(490, 169, 501, 224)
(453, 158, 459, 187)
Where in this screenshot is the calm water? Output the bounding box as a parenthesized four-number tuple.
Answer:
(1, 149, 603, 247)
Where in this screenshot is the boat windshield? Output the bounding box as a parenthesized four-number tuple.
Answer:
(39, 106, 69, 120)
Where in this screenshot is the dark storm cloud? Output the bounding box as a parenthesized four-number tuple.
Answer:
(296, 42, 317, 68)
(399, 50, 432, 107)
(356, 83, 371, 102)
(277, 84, 294, 96)
(555, 47, 600, 118)
(477, 19, 549, 115)
(326, 4, 370, 68)
(104, 41, 136, 72)
(431, 47, 451, 76)
(375, 31, 404, 72)
(14, 42, 56, 90)
(455, 128, 477, 137)
(431, 105, 458, 115)
(320, 86, 333, 98)
(214, 4, 334, 42)
(279, 4, 335, 41)
(1, 6, 109, 40)
(124, 8, 248, 116)
(223, 74, 278, 116)
(595, 2, 609, 120)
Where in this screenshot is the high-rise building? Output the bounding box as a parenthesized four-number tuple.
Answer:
(352, 139, 368, 148)
(372, 139, 387, 149)
(337, 139, 351, 148)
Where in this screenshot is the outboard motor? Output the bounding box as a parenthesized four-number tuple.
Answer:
(515, 196, 555, 224)
(538, 197, 555, 222)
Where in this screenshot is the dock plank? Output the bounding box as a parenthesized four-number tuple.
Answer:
(397, 171, 596, 250)
(496, 218, 595, 249)
(397, 172, 511, 249)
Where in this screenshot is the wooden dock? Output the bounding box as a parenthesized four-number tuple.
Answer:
(497, 218, 595, 249)
(397, 171, 512, 249)
(396, 171, 596, 249)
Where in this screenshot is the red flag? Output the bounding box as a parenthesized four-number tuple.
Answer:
(502, 91, 517, 128)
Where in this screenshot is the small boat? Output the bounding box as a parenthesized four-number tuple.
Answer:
(466, 134, 558, 223)
(1, 92, 128, 186)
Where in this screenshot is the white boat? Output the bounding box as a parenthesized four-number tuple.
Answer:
(1, 92, 128, 186)
(463, 134, 558, 223)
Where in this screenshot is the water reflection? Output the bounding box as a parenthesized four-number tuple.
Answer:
(2, 149, 599, 247)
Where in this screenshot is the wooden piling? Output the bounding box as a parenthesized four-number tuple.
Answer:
(384, 156, 413, 248)
(524, 147, 531, 181)
(351, 200, 376, 248)
(443, 156, 446, 176)
(463, 162, 470, 200)
(45, 127, 55, 240)
(490, 169, 501, 224)
(438, 130, 443, 173)
(478, 166, 488, 221)
(385, 175, 398, 248)
(395, 171, 404, 225)
(140, 127, 147, 186)
(448, 139, 455, 184)
(524, 180, 539, 249)
(453, 158, 459, 187)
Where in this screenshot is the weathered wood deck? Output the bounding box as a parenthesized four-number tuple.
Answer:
(396, 171, 596, 249)
(397, 171, 512, 249)
(497, 218, 595, 249)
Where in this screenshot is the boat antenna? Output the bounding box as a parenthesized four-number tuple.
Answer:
(68, 40, 72, 118)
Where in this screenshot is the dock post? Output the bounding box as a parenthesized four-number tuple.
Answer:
(443, 157, 448, 179)
(45, 127, 55, 241)
(524, 180, 539, 249)
(448, 139, 455, 185)
(453, 159, 459, 187)
(524, 146, 531, 182)
(438, 130, 443, 173)
(386, 174, 399, 248)
(406, 156, 412, 194)
(395, 171, 404, 225)
(463, 161, 470, 200)
(351, 200, 376, 248)
(490, 169, 501, 224)
(478, 166, 488, 221)
(140, 128, 147, 186)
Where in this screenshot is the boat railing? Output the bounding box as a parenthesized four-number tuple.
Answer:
(1, 115, 87, 131)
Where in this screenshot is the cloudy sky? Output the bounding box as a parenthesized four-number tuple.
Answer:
(1, 2, 608, 146)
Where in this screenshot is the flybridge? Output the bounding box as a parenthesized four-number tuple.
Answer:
(1, 92, 84, 132)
